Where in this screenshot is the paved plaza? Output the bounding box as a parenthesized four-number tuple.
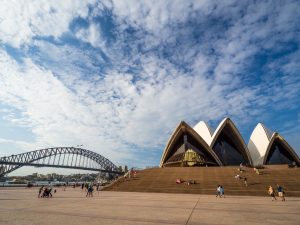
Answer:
(0, 187, 299, 225)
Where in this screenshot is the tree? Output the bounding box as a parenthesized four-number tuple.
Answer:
(118, 166, 122, 172)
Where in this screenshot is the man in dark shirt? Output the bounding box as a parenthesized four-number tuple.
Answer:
(277, 184, 285, 201)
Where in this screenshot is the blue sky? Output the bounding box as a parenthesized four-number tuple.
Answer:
(0, 0, 300, 175)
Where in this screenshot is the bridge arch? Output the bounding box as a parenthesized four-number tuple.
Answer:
(0, 147, 121, 177)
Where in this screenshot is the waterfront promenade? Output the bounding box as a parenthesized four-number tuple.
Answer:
(0, 187, 299, 225)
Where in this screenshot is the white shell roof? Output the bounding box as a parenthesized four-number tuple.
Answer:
(161, 119, 299, 167)
(248, 123, 275, 166)
(193, 121, 213, 145)
(210, 117, 230, 147)
(248, 123, 300, 166)
(194, 118, 253, 165)
(160, 121, 223, 167)
(194, 118, 248, 149)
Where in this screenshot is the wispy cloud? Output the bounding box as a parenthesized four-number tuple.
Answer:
(0, 0, 95, 47)
(0, 0, 299, 169)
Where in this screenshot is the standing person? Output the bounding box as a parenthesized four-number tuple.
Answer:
(86, 185, 89, 197)
(38, 185, 44, 198)
(48, 182, 53, 198)
(277, 184, 285, 201)
(42, 187, 49, 198)
(244, 177, 248, 186)
(86, 184, 90, 197)
(81, 183, 84, 191)
(216, 185, 221, 197)
(220, 185, 225, 198)
(49, 188, 53, 197)
(86, 183, 94, 197)
(96, 183, 100, 195)
(90, 183, 94, 197)
(268, 186, 277, 201)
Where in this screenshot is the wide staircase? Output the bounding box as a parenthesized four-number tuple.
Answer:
(103, 165, 300, 196)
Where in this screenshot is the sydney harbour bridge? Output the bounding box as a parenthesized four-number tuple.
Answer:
(0, 147, 122, 177)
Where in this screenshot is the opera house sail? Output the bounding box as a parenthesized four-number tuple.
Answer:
(160, 118, 300, 168)
(209, 118, 252, 166)
(160, 121, 222, 167)
(248, 123, 300, 166)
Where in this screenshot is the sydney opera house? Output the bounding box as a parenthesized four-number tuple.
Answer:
(160, 118, 300, 167)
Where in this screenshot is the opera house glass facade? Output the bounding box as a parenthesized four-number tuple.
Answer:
(160, 118, 300, 167)
(266, 139, 297, 165)
(212, 133, 248, 166)
(161, 122, 221, 167)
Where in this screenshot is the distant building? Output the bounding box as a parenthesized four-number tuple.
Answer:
(32, 173, 38, 178)
(160, 118, 300, 167)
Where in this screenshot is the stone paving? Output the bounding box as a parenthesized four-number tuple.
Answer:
(0, 187, 299, 225)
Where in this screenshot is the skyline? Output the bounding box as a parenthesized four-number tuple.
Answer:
(0, 0, 300, 175)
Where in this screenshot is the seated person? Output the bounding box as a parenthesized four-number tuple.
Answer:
(176, 178, 182, 184)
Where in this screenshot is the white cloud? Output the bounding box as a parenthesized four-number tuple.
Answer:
(0, 0, 299, 168)
(0, 50, 132, 163)
(0, 44, 261, 165)
(0, 137, 33, 151)
(75, 23, 106, 49)
(110, 0, 214, 33)
(0, 0, 96, 47)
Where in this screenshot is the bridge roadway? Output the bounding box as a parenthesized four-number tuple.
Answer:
(0, 147, 122, 176)
(1, 162, 118, 173)
(0, 187, 299, 225)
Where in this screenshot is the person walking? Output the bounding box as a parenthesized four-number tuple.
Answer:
(268, 186, 277, 201)
(38, 185, 44, 198)
(96, 183, 100, 195)
(216, 185, 221, 197)
(220, 185, 225, 198)
(277, 184, 285, 201)
(244, 177, 248, 186)
(48, 182, 53, 198)
(86, 183, 94, 197)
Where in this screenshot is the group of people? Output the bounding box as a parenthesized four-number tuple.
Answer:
(124, 169, 137, 179)
(235, 163, 248, 186)
(268, 184, 285, 201)
(234, 174, 248, 186)
(86, 183, 94, 197)
(175, 178, 196, 185)
(38, 183, 54, 198)
(37, 181, 103, 198)
(216, 185, 225, 198)
(81, 182, 101, 197)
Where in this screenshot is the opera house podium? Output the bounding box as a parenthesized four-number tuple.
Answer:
(104, 118, 300, 196)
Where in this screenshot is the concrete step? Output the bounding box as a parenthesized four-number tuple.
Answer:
(104, 165, 300, 196)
